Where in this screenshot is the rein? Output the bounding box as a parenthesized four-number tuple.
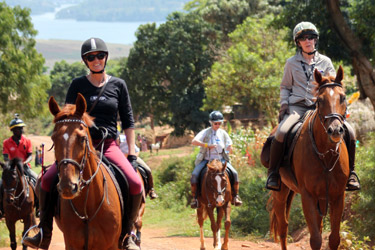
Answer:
(309, 82, 346, 216)
(54, 118, 109, 250)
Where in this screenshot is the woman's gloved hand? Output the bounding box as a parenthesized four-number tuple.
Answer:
(278, 104, 289, 123)
(127, 155, 138, 170)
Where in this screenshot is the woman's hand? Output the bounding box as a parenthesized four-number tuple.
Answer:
(278, 104, 289, 123)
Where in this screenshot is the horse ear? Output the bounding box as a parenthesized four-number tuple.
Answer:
(49, 96, 61, 116)
(223, 161, 227, 171)
(75, 93, 87, 117)
(314, 69, 323, 85)
(335, 65, 344, 85)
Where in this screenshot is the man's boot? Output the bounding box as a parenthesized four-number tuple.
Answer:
(231, 182, 242, 206)
(265, 139, 284, 191)
(119, 192, 142, 250)
(145, 168, 158, 199)
(0, 180, 4, 219)
(190, 183, 198, 209)
(346, 139, 360, 191)
(23, 189, 54, 249)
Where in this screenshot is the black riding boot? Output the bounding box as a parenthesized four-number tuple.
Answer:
(0, 180, 4, 219)
(265, 139, 284, 191)
(119, 192, 142, 250)
(23, 189, 54, 249)
(346, 139, 361, 191)
(232, 182, 242, 206)
(144, 166, 158, 199)
(190, 183, 198, 209)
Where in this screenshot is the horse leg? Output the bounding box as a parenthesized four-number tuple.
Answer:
(215, 207, 224, 250)
(197, 206, 206, 250)
(207, 207, 219, 250)
(135, 202, 145, 246)
(328, 194, 345, 250)
(5, 220, 17, 250)
(221, 204, 231, 250)
(301, 191, 323, 250)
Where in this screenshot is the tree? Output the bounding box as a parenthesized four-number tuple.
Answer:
(122, 12, 219, 135)
(271, 0, 375, 110)
(48, 61, 87, 106)
(0, 2, 50, 117)
(203, 15, 293, 125)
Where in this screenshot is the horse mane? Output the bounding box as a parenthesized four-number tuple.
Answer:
(207, 159, 224, 172)
(10, 158, 24, 176)
(53, 103, 95, 127)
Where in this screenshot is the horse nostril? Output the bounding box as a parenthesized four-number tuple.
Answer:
(327, 127, 333, 135)
(72, 183, 78, 194)
(339, 126, 344, 134)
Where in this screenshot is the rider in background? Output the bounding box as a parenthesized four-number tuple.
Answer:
(117, 133, 158, 199)
(265, 21, 360, 191)
(190, 111, 242, 209)
(0, 114, 38, 219)
(23, 37, 143, 250)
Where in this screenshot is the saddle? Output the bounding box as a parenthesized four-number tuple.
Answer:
(261, 110, 314, 169)
(136, 164, 150, 196)
(197, 164, 234, 195)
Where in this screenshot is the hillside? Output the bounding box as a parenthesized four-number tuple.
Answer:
(35, 39, 132, 71)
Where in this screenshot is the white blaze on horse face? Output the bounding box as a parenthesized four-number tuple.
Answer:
(63, 133, 69, 141)
(215, 175, 224, 205)
(330, 89, 334, 97)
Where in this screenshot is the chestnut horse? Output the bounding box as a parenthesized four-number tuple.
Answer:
(1, 158, 36, 250)
(48, 93, 122, 250)
(268, 66, 349, 250)
(197, 159, 232, 250)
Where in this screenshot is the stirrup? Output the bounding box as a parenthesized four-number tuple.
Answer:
(346, 172, 361, 191)
(22, 225, 42, 246)
(149, 190, 158, 199)
(190, 199, 198, 209)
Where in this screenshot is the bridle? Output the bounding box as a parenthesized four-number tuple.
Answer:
(3, 165, 30, 211)
(316, 83, 346, 134)
(309, 82, 346, 216)
(205, 169, 228, 208)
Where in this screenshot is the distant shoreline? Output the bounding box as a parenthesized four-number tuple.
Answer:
(36, 39, 132, 71)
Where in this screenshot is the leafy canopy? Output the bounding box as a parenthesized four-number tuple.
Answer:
(203, 15, 293, 124)
(0, 2, 50, 117)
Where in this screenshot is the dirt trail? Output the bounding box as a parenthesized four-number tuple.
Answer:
(0, 135, 311, 250)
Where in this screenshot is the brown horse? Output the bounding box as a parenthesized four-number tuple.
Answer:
(197, 159, 232, 250)
(1, 158, 36, 250)
(48, 93, 122, 250)
(268, 66, 349, 250)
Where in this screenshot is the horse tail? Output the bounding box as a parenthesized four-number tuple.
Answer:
(267, 190, 295, 243)
(267, 194, 279, 242)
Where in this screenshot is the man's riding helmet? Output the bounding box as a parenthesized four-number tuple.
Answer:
(209, 111, 224, 122)
(293, 22, 319, 44)
(9, 114, 26, 130)
(81, 37, 109, 74)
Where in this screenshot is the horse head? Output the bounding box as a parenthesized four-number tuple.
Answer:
(206, 159, 228, 207)
(314, 65, 347, 143)
(0, 158, 25, 204)
(49, 93, 95, 199)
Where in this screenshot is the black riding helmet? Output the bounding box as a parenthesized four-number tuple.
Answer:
(81, 37, 109, 74)
(209, 111, 224, 122)
(9, 114, 26, 130)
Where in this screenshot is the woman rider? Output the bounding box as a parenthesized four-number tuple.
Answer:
(265, 22, 360, 191)
(24, 38, 143, 250)
(190, 111, 242, 208)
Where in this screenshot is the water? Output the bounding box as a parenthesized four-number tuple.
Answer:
(31, 6, 162, 45)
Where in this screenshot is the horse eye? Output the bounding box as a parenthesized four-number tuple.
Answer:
(340, 95, 346, 103)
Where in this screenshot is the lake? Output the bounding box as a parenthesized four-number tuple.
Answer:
(31, 7, 162, 45)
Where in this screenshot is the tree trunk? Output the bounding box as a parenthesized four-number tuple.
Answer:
(326, 0, 375, 109)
